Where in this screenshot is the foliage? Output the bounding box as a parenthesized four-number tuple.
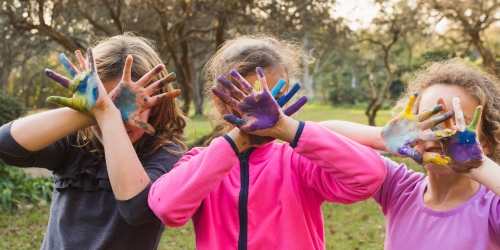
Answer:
(0, 162, 53, 213)
(0, 202, 50, 250)
(0, 91, 25, 126)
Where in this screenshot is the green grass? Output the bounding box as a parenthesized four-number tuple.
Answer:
(2, 102, 423, 249)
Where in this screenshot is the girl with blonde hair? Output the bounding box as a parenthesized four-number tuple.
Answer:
(148, 35, 387, 249)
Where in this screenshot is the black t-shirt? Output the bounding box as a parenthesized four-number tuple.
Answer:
(0, 121, 181, 250)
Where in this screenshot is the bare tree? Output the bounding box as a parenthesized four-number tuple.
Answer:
(358, 0, 421, 126)
(424, 0, 500, 74)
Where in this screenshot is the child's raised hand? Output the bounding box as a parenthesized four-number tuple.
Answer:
(380, 93, 454, 165)
(45, 49, 106, 114)
(108, 56, 180, 136)
(423, 101, 484, 173)
(212, 67, 282, 135)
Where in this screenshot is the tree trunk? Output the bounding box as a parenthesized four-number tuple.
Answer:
(192, 71, 204, 115)
(470, 32, 499, 75)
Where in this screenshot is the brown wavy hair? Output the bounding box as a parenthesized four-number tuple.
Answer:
(76, 33, 187, 168)
(393, 58, 500, 163)
(203, 34, 308, 143)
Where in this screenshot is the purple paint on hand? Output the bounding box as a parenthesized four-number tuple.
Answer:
(449, 131, 482, 161)
(284, 96, 308, 116)
(212, 68, 282, 132)
(45, 69, 70, 88)
(256, 67, 265, 77)
(235, 89, 280, 131)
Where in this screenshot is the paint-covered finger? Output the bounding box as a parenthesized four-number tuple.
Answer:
(223, 114, 245, 128)
(255, 67, 269, 91)
(270, 78, 286, 98)
(399, 146, 424, 165)
(153, 89, 181, 106)
(212, 87, 239, 109)
(144, 73, 175, 94)
(229, 70, 253, 94)
(467, 106, 483, 131)
(418, 129, 454, 141)
(437, 98, 454, 128)
(419, 111, 454, 130)
(121, 55, 133, 83)
(415, 104, 444, 121)
(59, 53, 79, 78)
(218, 74, 245, 100)
(46, 96, 76, 110)
(400, 93, 418, 118)
(284, 96, 308, 116)
(277, 83, 301, 107)
(45, 69, 70, 89)
(423, 152, 451, 165)
(87, 48, 97, 72)
(75, 50, 87, 72)
(137, 64, 164, 87)
(131, 117, 155, 136)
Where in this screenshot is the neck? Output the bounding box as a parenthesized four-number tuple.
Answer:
(424, 172, 480, 211)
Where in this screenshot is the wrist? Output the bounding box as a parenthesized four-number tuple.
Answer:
(269, 115, 300, 143)
(227, 128, 252, 153)
(376, 128, 389, 151)
(94, 106, 121, 123)
(464, 155, 489, 178)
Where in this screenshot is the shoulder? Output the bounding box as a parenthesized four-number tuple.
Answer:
(140, 143, 184, 165)
(379, 156, 425, 193)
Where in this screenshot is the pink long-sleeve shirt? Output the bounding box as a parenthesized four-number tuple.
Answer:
(149, 122, 386, 249)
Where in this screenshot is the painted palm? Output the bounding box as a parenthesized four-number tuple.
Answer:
(108, 56, 179, 136)
(381, 93, 454, 165)
(423, 99, 484, 173)
(46, 50, 100, 114)
(212, 67, 307, 133)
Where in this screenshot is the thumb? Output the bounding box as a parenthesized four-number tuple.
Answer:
(46, 96, 77, 110)
(423, 152, 451, 165)
(130, 117, 155, 136)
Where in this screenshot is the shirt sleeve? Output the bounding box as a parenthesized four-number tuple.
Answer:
(0, 121, 71, 171)
(372, 156, 423, 215)
(116, 144, 182, 225)
(293, 121, 387, 204)
(148, 137, 239, 227)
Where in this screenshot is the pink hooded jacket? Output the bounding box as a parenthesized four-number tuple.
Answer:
(149, 122, 386, 249)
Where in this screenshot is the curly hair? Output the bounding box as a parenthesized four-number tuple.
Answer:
(393, 58, 500, 163)
(76, 32, 188, 170)
(202, 34, 308, 143)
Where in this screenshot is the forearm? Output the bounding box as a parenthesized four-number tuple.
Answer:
(296, 122, 387, 202)
(149, 139, 237, 226)
(95, 108, 150, 200)
(10, 108, 96, 151)
(466, 157, 500, 197)
(318, 120, 386, 151)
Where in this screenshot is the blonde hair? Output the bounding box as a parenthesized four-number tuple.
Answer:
(77, 32, 187, 168)
(203, 34, 307, 143)
(393, 58, 500, 163)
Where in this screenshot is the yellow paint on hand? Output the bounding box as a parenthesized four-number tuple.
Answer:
(424, 153, 451, 165)
(254, 80, 260, 91)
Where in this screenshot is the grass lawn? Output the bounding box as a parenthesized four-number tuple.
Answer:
(2, 102, 423, 249)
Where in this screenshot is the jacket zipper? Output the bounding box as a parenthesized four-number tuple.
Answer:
(238, 148, 254, 250)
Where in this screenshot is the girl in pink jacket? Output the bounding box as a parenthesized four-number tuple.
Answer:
(148, 35, 386, 250)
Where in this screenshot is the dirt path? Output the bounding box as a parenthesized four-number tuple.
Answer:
(24, 168, 52, 178)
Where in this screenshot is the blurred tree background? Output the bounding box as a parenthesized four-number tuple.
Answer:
(0, 0, 499, 126)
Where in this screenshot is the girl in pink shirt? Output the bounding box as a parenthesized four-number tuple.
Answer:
(148, 35, 386, 250)
(321, 58, 500, 249)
